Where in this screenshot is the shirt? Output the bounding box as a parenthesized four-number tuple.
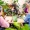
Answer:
(24, 8, 28, 13)
(0, 16, 9, 28)
(24, 13, 30, 26)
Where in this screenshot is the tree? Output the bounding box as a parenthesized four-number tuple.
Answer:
(13, 0, 18, 3)
(0, 0, 4, 5)
(2, 4, 8, 9)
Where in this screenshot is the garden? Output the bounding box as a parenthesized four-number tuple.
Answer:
(0, 0, 30, 30)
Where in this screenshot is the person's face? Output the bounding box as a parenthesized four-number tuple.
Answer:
(11, 6, 14, 11)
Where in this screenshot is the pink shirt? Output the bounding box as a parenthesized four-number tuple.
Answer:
(0, 16, 9, 28)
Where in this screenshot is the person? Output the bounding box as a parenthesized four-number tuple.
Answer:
(0, 16, 9, 28)
(0, 9, 9, 30)
(11, 4, 18, 15)
(24, 2, 30, 30)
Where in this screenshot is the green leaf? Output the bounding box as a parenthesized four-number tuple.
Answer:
(24, 24, 29, 30)
(22, 4, 26, 8)
(0, 0, 4, 5)
(21, 26, 25, 30)
(14, 0, 18, 3)
(5, 28, 16, 30)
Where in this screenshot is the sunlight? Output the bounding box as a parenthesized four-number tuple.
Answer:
(2, 0, 26, 5)
(18, 0, 26, 5)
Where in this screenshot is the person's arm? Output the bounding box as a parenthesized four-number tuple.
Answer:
(0, 16, 9, 28)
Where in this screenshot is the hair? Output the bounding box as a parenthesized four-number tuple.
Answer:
(9, 4, 18, 16)
(11, 4, 18, 15)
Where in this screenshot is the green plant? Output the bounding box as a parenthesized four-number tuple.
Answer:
(2, 4, 8, 9)
(13, 22, 20, 30)
(13, 0, 18, 3)
(5, 28, 17, 30)
(0, 0, 4, 5)
(22, 3, 26, 8)
(5, 9, 12, 16)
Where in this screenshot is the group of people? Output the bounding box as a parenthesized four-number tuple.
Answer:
(0, 2, 30, 30)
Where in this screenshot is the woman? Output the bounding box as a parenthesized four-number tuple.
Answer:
(0, 8, 9, 30)
(11, 4, 18, 15)
(24, 2, 30, 30)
